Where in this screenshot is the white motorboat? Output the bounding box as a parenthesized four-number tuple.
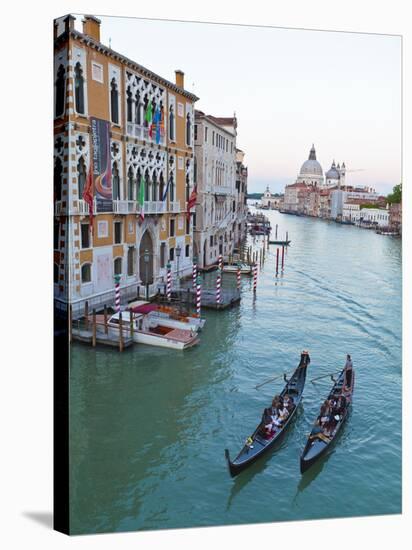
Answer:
(127, 302, 206, 331)
(105, 312, 199, 350)
(222, 263, 252, 275)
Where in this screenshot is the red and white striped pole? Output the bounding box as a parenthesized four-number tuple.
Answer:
(253, 263, 258, 292)
(276, 248, 280, 276)
(114, 274, 121, 312)
(218, 254, 223, 270)
(196, 274, 202, 317)
(237, 264, 241, 290)
(192, 259, 198, 290)
(166, 262, 172, 301)
(216, 269, 222, 305)
(281, 245, 285, 271)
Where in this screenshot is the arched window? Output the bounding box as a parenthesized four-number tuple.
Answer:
(54, 157, 63, 201)
(55, 65, 65, 117)
(77, 157, 86, 197)
(169, 106, 175, 141)
(112, 162, 120, 200)
(193, 157, 197, 184)
(144, 171, 150, 201)
(135, 93, 142, 125)
(186, 113, 191, 146)
(114, 257, 122, 276)
(169, 173, 175, 202)
(127, 166, 134, 201)
(54, 263, 59, 284)
(152, 172, 158, 201)
(81, 263, 91, 283)
(126, 87, 133, 122)
(74, 62, 85, 115)
(159, 173, 165, 202)
(110, 78, 119, 124)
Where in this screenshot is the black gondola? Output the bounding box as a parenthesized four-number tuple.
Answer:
(300, 362, 355, 474)
(225, 351, 310, 477)
(269, 239, 291, 246)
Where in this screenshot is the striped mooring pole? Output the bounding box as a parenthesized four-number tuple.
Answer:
(192, 256, 198, 290)
(281, 245, 285, 271)
(218, 254, 223, 270)
(166, 262, 172, 301)
(216, 269, 222, 305)
(196, 274, 202, 317)
(114, 274, 121, 312)
(253, 263, 258, 292)
(276, 248, 280, 276)
(237, 264, 241, 290)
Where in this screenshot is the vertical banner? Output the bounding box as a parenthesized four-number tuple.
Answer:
(91, 117, 112, 213)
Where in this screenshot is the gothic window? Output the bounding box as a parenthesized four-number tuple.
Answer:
(112, 162, 120, 200)
(110, 78, 119, 124)
(159, 173, 165, 202)
(54, 157, 63, 201)
(77, 157, 86, 197)
(74, 62, 85, 115)
(55, 65, 65, 117)
(81, 263, 91, 283)
(193, 157, 197, 184)
(169, 106, 175, 141)
(145, 171, 150, 201)
(127, 166, 134, 201)
(135, 92, 142, 125)
(152, 172, 158, 201)
(186, 114, 192, 146)
(169, 173, 175, 202)
(126, 88, 133, 122)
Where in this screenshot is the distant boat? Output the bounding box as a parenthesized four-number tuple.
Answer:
(269, 239, 291, 246)
(225, 351, 310, 477)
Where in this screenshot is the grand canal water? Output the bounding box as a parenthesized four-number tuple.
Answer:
(69, 208, 402, 535)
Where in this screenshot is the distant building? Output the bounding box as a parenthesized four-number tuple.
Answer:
(359, 207, 389, 228)
(389, 202, 402, 233)
(296, 145, 324, 187)
(261, 186, 280, 209)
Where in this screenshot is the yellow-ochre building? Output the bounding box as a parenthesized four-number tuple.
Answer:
(54, 15, 199, 315)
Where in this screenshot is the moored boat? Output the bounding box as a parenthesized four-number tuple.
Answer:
(222, 263, 252, 275)
(127, 301, 206, 331)
(225, 351, 310, 477)
(269, 239, 291, 246)
(103, 311, 199, 350)
(300, 360, 355, 474)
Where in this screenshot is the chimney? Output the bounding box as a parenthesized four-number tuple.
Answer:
(82, 15, 101, 42)
(175, 70, 184, 89)
(63, 14, 76, 33)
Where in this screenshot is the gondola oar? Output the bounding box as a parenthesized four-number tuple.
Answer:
(310, 371, 340, 383)
(254, 369, 295, 390)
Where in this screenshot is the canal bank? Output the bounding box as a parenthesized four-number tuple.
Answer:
(69, 208, 401, 534)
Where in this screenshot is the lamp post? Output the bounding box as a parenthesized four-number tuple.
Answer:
(176, 244, 182, 290)
(143, 248, 150, 300)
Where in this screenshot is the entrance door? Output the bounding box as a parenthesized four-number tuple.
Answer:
(139, 231, 154, 284)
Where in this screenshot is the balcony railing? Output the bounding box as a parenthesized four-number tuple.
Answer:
(168, 201, 181, 213)
(113, 200, 137, 214)
(126, 122, 166, 145)
(141, 201, 166, 214)
(77, 198, 96, 215)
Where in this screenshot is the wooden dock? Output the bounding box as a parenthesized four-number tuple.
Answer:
(72, 328, 133, 348)
(171, 288, 241, 310)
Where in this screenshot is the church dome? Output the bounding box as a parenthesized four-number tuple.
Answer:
(326, 160, 340, 180)
(299, 145, 323, 176)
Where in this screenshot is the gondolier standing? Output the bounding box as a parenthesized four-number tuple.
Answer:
(344, 354, 353, 390)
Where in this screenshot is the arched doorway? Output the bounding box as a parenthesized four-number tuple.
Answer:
(139, 230, 154, 285)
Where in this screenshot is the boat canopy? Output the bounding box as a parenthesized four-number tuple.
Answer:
(130, 303, 159, 314)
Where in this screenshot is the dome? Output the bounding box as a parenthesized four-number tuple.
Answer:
(326, 161, 340, 180)
(299, 145, 323, 176)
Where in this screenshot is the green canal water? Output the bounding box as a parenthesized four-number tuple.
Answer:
(69, 209, 402, 534)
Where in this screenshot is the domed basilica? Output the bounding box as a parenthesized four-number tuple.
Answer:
(296, 144, 345, 188)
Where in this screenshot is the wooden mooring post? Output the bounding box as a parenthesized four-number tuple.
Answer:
(104, 305, 108, 334)
(92, 308, 97, 347)
(119, 312, 124, 352)
(84, 300, 89, 330)
(129, 310, 134, 339)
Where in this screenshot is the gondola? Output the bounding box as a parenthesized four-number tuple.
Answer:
(269, 239, 291, 246)
(225, 351, 310, 477)
(300, 362, 355, 474)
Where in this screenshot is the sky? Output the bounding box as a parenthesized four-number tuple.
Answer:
(74, 15, 401, 195)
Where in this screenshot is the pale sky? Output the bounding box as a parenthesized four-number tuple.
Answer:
(74, 15, 401, 194)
